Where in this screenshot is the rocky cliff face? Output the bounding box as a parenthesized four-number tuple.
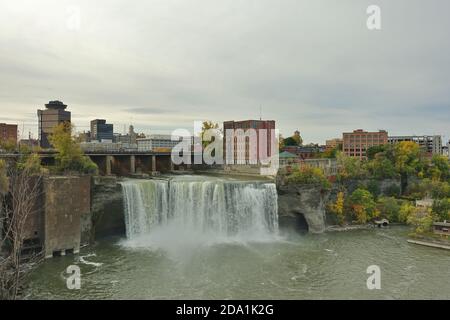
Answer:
(277, 182, 329, 234)
(90, 176, 126, 241)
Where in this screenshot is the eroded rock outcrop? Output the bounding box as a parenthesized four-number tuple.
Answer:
(277, 182, 329, 234)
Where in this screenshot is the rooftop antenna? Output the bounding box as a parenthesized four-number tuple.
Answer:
(259, 105, 262, 121)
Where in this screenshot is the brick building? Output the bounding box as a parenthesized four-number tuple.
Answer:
(325, 138, 343, 151)
(223, 120, 276, 165)
(0, 123, 18, 145)
(343, 129, 388, 159)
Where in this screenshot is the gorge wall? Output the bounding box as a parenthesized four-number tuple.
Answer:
(277, 183, 329, 234)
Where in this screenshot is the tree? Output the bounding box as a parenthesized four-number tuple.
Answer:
(336, 152, 367, 181)
(0, 139, 17, 153)
(200, 121, 220, 149)
(365, 154, 397, 179)
(366, 145, 389, 160)
(432, 198, 450, 221)
(278, 134, 285, 151)
(286, 166, 331, 190)
(1, 165, 43, 299)
(398, 202, 417, 223)
(283, 137, 298, 147)
(377, 197, 401, 222)
(407, 210, 434, 235)
(428, 155, 450, 182)
(49, 123, 98, 175)
(393, 141, 422, 191)
(348, 188, 379, 224)
(329, 191, 346, 225)
(292, 131, 303, 146)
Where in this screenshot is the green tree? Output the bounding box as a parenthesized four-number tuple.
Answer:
(348, 188, 379, 223)
(407, 210, 434, 235)
(49, 123, 98, 175)
(0, 139, 17, 152)
(367, 145, 388, 160)
(200, 121, 220, 148)
(427, 155, 450, 181)
(432, 198, 450, 221)
(283, 137, 298, 147)
(377, 197, 401, 222)
(365, 154, 397, 179)
(292, 131, 303, 146)
(336, 152, 367, 181)
(399, 202, 417, 224)
(393, 141, 422, 191)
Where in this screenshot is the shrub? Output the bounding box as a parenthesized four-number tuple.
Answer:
(432, 198, 450, 221)
(286, 166, 331, 189)
(377, 197, 401, 222)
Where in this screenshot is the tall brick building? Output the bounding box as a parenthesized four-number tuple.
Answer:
(0, 123, 18, 144)
(223, 120, 276, 165)
(343, 129, 388, 159)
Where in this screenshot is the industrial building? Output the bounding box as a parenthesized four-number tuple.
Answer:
(343, 129, 388, 160)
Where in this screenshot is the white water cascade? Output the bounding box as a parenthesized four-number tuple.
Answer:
(120, 176, 279, 244)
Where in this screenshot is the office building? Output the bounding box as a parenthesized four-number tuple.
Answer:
(343, 129, 388, 159)
(37, 100, 71, 148)
(90, 119, 113, 142)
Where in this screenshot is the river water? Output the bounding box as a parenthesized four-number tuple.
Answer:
(25, 176, 450, 300)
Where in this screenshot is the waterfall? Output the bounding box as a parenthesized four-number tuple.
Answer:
(120, 177, 278, 243)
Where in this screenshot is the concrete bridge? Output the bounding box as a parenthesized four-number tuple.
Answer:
(0, 151, 186, 176)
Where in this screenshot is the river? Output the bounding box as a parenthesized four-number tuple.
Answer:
(25, 176, 450, 300)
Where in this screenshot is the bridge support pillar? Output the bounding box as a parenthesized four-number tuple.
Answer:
(152, 155, 157, 172)
(130, 155, 136, 174)
(106, 155, 113, 175)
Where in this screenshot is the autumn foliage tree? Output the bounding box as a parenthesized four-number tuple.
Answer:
(49, 123, 98, 175)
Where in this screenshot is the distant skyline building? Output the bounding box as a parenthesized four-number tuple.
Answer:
(223, 119, 276, 165)
(114, 125, 139, 144)
(137, 134, 182, 152)
(343, 129, 388, 159)
(37, 100, 71, 148)
(90, 119, 113, 142)
(0, 123, 18, 145)
(388, 135, 442, 157)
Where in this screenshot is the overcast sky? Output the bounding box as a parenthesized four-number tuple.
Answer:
(0, 0, 449, 144)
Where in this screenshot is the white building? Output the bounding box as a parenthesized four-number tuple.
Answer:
(80, 141, 137, 153)
(137, 135, 183, 151)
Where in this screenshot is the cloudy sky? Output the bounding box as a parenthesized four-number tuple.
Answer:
(0, 0, 449, 144)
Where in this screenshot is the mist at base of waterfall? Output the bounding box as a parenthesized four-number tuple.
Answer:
(119, 219, 283, 260)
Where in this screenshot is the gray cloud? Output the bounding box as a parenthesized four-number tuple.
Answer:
(0, 0, 449, 143)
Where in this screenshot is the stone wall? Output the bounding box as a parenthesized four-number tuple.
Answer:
(43, 176, 91, 258)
